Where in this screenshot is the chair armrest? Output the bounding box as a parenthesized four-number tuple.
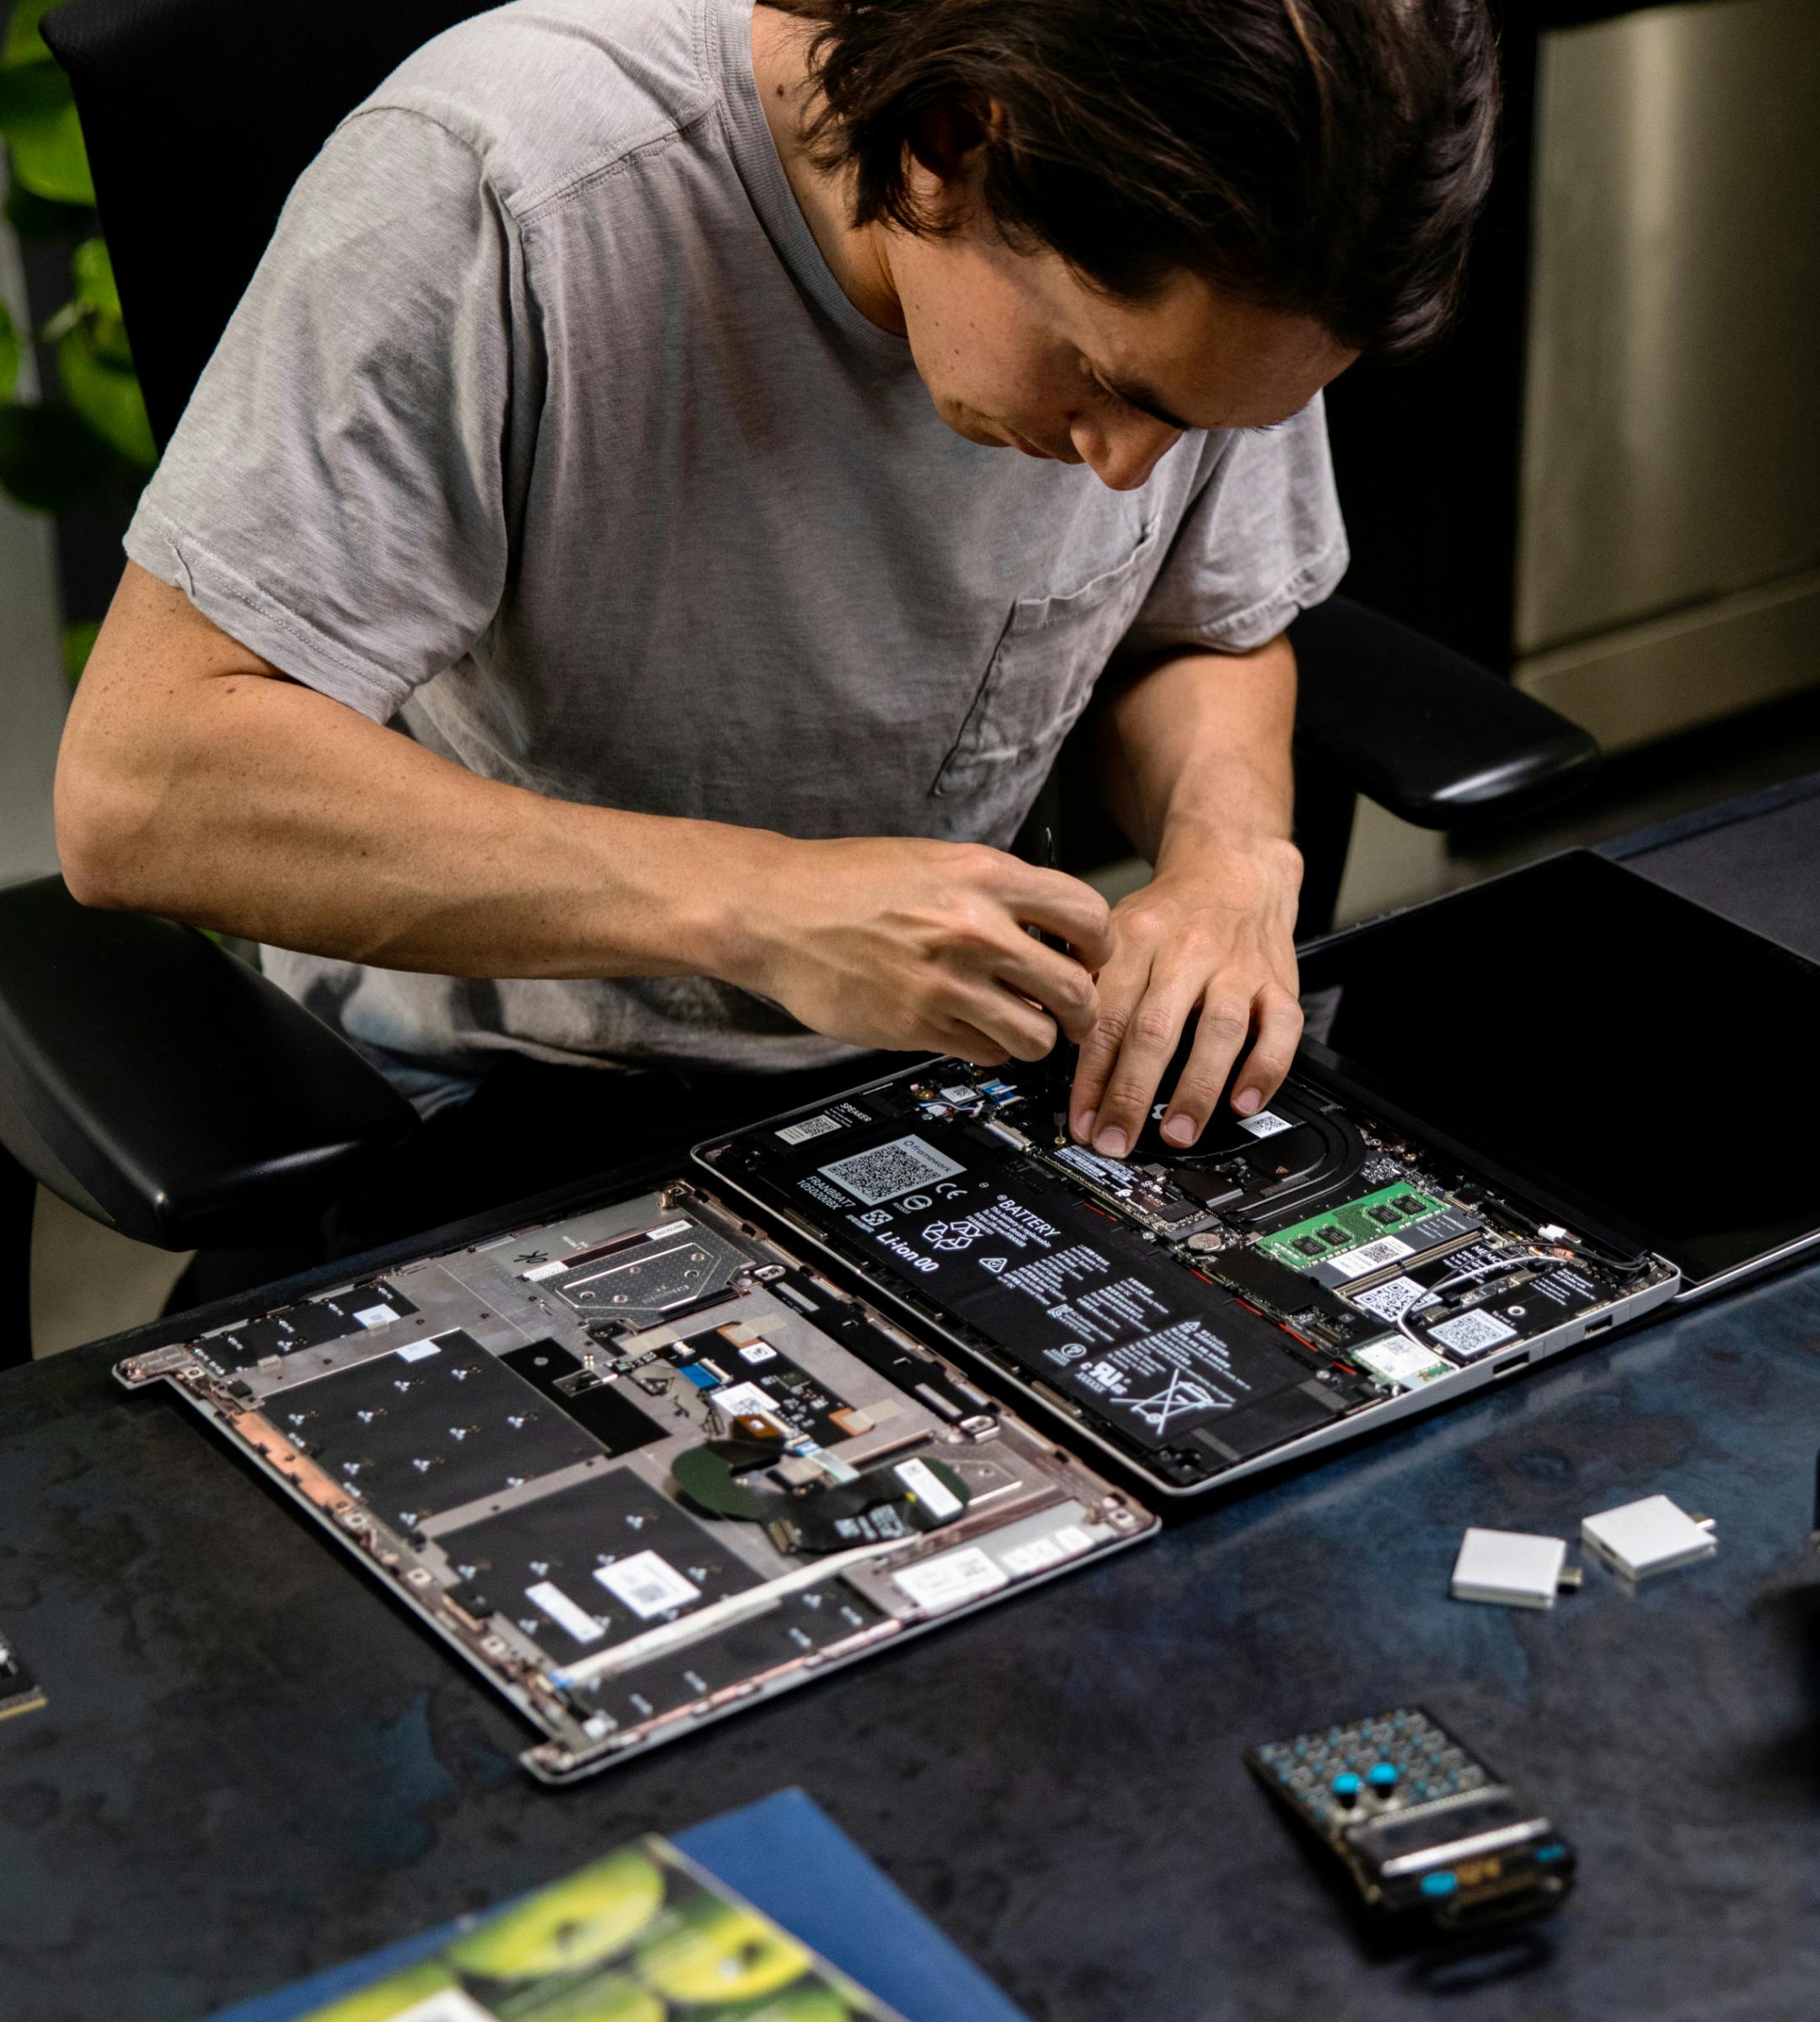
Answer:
(0, 878, 417, 1249)
(1289, 596, 1600, 829)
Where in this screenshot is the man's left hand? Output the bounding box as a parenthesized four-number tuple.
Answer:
(1068, 832, 1303, 1157)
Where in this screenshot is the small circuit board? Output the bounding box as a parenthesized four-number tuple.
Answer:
(118, 1182, 1154, 1783)
(1248, 1706, 1576, 1929)
(697, 1056, 1678, 1493)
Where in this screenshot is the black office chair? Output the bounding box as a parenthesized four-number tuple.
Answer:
(0, 0, 1598, 1367)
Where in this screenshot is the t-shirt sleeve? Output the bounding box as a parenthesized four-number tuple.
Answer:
(124, 107, 534, 722)
(1121, 393, 1349, 656)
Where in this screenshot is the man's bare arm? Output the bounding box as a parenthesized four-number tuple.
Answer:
(1068, 633, 1303, 1152)
(56, 563, 1111, 1064)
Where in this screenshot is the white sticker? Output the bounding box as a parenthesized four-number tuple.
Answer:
(1237, 1110, 1293, 1139)
(595, 1550, 701, 1619)
(520, 1260, 569, 1281)
(776, 1112, 842, 1145)
(390, 1991, 495, 2022)
(1354, 1339, 1448, 1391)
(940, 1084, 979, 1105)
(1000, 1525, 1095, 1576)
(1431, 1309, 1519, 1357)
(895, 1458, 962, 1520)
(893, 1545, 1009, 1613)
(711, 1382, 784, 1429)
(738, 1342, 779, 1365)
(352, 1303, 399, 1329)
(1351, 1276, 1437, 1323)
(525, 1579, 604, 1645)
(395, 1340, 442, 1363)
(1325, 1235, 1413, 1280)
(818, 1133, 966, 1206)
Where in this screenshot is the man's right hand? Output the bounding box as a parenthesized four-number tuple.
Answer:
(727, 835, 1111, 1066)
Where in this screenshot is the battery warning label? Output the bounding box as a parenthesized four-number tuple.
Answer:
(794, 1123, 1315, 1450)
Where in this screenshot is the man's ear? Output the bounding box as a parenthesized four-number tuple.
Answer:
(903, 95, 1000, 223)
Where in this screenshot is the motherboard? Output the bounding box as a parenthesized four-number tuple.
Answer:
(699, 1059, 1681, 1491)
(116, 1182, 1154, 1781)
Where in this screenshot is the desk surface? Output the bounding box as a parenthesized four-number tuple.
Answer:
(3, 1249, 1819, 2022)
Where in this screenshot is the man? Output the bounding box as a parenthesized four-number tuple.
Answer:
(54, 0, 1495, 1252)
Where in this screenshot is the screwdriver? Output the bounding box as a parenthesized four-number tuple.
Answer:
(1037, 824, 1075, 1146)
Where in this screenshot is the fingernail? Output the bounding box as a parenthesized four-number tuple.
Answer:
(1234, 1088, 1262, 1115)
(1094, 1126, 1127, 1158)
(1073, 1109, 1095, 1142)
(1161, 1114, 1195, 1147)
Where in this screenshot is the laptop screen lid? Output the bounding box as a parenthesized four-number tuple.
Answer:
(1294, 849, 1820, 1295)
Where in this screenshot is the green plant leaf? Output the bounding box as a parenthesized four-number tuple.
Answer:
(2, 0, 60, 69)
(0, 399, 113, 510)
(0, 298, 17, 404)
(56, 322, 154, 466)
(0, 62, 95, 206)
(3, 179, 89, 237)
(62, 618, 101, 682)
(69, 236, 120, 319)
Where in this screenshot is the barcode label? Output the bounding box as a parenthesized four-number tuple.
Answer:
(819, 1133, 966, 1206)
(1325, 1235, 1412, 1280)
(394, 1340, 442, 1363)
(893, 1545, 1008, 1613)
(777, 1112, 843, 1145)
(594, 1550, 701, 1619)
(1351, 1275, 1437, 1323)
(1431, 1309, 1519, 1357)
(1237, 1110, 1293, 1139)
(353, 1303, 399, 1329)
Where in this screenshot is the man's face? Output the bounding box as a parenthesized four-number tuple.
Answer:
(886, 217, 1358, 492)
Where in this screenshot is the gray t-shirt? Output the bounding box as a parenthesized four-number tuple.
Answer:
(126, 0, 1347, 1095)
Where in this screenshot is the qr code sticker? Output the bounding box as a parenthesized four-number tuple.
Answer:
(1351, 1275, 1437, 1323)
(1236, 1110, 1293, 1140)
(819, 1134, 966, 1206)
(776, 1112, 842, 1145)
(1326, 1235, 1412, 1279)
(594, 1550, 701, 1620)
(1430, 1309, 1519, 1358)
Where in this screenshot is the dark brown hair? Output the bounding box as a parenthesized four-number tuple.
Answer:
(763, 0, 1499, 355)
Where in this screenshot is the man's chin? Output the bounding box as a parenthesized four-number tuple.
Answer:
(940, 411, 1010, 448)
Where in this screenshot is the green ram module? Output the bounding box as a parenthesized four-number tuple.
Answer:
(1258, 1184, 1446, 1271)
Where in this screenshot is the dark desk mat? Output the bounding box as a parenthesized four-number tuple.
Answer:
(1607, 772, 1820, 965)
(5, 1260, 1820, 2021)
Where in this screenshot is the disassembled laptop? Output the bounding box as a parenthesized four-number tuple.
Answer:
(117, 1041, 1678, 1784)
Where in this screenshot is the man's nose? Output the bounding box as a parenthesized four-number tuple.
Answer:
(1069, 415, 1182, 492)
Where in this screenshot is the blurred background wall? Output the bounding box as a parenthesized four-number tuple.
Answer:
(1325, 0, 1820, 920)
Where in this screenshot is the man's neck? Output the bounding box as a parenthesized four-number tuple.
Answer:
(749, 4, 906, 334)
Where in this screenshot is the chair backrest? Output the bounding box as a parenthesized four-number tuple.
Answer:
(41, 0, 491, 449)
